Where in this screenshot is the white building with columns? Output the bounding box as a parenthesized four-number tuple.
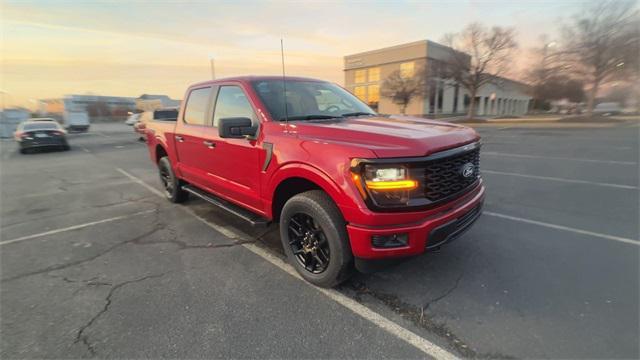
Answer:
(344, 40, 531, 117)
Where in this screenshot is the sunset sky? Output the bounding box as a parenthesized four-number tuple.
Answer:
(2, 0, 588, 109)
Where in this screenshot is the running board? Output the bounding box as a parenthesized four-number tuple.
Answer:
(181, 185, 269, 227)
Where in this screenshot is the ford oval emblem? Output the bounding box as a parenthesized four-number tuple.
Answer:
(461, 163, 475, 178)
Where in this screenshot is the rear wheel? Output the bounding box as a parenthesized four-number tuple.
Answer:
(279, 190, 353, 287)
(158, 156, 188, 203)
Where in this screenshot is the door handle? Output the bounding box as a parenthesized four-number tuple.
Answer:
(203, 140, 216, 149)
(175, 135, 184, 142)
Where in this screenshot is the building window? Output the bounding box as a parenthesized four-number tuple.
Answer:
(354, 86, 366, 101)
(367, 85, 380, 104)
(437, 81, 444, 112)
(355, 70, 367, 84)
(368, 68, 380, 82)
(453, 84, 459, 113)
(428, 82, 436, 114)
(400, 62, 415, 78)
(367, 85, 380, 111)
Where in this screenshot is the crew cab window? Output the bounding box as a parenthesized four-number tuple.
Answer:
(183, 87, 211, 126)
(212, 86, 256, 127)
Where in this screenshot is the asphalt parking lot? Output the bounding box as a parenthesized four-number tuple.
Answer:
(1, 121, 638, 359)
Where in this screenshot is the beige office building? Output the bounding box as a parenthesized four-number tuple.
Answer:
(344, 40, 531, 116)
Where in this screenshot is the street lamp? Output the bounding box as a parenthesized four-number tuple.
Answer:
(208, 54, 216, 80)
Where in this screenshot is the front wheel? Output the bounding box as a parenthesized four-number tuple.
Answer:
(158, 156, 188, 203)
(279, 190, 353, 287)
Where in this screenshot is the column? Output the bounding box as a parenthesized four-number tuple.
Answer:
(443, 84, 455, 114)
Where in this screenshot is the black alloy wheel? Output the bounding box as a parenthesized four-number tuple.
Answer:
(287, 213, 331, 274)
(159, 164, 174, 196)
(158, 156, 188, 203)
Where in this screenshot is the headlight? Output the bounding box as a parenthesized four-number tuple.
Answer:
(351, 163, 418, 207)
(363, 166, 418, 190)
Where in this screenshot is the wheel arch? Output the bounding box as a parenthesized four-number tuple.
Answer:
(154, 144, 168, 163)
(268, 164, 348, 222)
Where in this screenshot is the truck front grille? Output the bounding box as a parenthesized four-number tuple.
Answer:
(403, 143, 481, 207)
(422, 147, 480, 201)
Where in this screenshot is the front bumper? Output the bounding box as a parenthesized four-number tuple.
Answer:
(346, 182, 485, 259)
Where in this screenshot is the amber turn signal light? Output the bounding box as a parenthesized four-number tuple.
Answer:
(365, 180, 418, 191)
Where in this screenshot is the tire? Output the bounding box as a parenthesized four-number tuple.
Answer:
(19, 148, 27, 154)
(158, 156, 189, 203)
(279, 190, 353, 287)
(62, 144, 70, 151)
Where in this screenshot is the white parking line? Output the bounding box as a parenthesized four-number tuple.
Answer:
(482, 169, 637, 190)
(484, 211, 640, 246)
(0, 209, 156, 246)
(116, 167, 457, 360)
(482, 151, 636, 165)
(243, 243, 457, 360)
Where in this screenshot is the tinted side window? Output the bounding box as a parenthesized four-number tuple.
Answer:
(154, 109, 178, 121)
(183, 87, 211, 126)
(212, 86, 256, 127)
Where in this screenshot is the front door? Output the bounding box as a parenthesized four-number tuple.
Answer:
(206, 84, 262, 212)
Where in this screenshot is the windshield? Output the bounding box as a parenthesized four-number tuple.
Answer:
(251, 80, 375, 121)
(23, 123, 60, 131)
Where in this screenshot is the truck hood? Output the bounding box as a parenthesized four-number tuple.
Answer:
(291, 115, 480, 158)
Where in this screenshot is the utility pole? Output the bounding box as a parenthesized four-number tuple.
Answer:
(209, 57, 216, 80)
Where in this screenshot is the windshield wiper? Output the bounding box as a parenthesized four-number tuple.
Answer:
(279, 115, 341, 121)
(340, 112, 376, 117)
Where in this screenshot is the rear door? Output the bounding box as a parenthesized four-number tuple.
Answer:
(174, 86, 219, 188)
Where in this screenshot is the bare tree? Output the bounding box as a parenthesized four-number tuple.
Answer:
(380, 70, 425, 114)
(561, 0, 640, 116)
(526, 35, 567, 109)
(441, 23, 517, 119)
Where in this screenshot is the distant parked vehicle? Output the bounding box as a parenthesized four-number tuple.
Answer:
(14, 121, 70, 154)
(64, 111, 90, 132)
(134, 108, 178, 141)
(594, 102, 622, 116)
(125, 113, 141, 126)
(29, 117, 59, 123)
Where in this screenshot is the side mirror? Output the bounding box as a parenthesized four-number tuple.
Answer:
(218, 117, 256, 139)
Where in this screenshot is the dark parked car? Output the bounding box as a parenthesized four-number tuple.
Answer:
(14, 121, 70, 154)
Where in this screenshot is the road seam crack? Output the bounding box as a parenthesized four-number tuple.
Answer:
(74, 273, 168, 356)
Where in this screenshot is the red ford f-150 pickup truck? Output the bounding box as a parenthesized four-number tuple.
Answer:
(145, 76, 484, 287)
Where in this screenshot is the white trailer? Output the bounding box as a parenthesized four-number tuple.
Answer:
(63, 111, 90, 132)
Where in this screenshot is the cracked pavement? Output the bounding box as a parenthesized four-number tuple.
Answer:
(1, 123, 638, 359)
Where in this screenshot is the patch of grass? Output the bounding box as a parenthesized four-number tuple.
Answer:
(558, 115, 625, 123)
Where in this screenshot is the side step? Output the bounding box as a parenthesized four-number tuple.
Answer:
(181, 185, 269, 227)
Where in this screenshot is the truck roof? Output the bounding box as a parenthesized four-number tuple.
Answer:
(189, 75, 326, 88)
